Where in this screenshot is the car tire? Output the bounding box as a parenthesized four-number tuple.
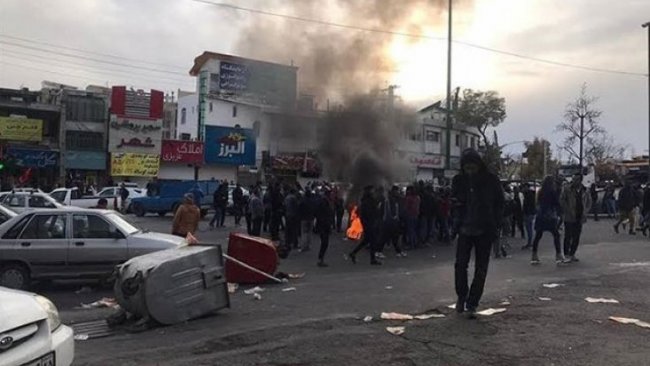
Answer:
(200, 209, 208, 218)
(157, 211, 167, 217)
(132, 203, 146, 217)
(0, 263, 30, 290)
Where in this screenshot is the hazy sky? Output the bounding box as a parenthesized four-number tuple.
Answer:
(0, 0, 648, 158)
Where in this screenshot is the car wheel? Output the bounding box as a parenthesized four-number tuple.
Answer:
(200, 209, 208, 218)
(0, 263, 30, 290)
(157, 211, 167, 217)
(132, 203, 146, 217)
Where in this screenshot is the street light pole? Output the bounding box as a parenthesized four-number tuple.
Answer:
(642, 22, 650, 183)
(445, 0, 453, 172)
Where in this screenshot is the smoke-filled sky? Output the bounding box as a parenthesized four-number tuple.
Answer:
(0, 0, 648, 158)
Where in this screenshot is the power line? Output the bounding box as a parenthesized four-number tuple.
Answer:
(1, 47, 193, 85)
(0, 33, 187, 71)
(193, 0, 648, 77)
(0, 39, 188, 76)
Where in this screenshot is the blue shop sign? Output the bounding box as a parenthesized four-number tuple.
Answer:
(64, 150, 106, 170)
(8, 148, 59, 168)
(204, 126, 256, 166)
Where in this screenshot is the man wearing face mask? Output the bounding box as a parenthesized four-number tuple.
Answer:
(452, 149, 504, 319)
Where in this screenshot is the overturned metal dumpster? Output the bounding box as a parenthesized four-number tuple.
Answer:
(113, 245, 229, 325)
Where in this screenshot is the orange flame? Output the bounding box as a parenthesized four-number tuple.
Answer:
(346, 206, 364, 240)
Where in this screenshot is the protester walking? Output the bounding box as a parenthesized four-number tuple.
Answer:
(452, 149, 504, 319)
(172, 194, 201, 238)
(248, 189, 264, 236)
(382, 186, 406, 257)
(604, 184, 616, 218)
(315, 188, 334, 267)
(298, 189, 316, 252)
(349, 185, 382, 265)
(530, 176, 564, 265)
(614, 180, 639, 235)
(512, 186, 525, 238)
(589, 183, 599, 221)
(119, 183, 129, 213)
(560, 174, 592, 263)
(334, 189, 345, 233)
(232, 183, 244, 226)
(210, 183, 227, 228)
(404, 186, 421, 249)
(269, 182, 284, 241)
(521, 183, 537, 250)
(284, 188, 300, 250)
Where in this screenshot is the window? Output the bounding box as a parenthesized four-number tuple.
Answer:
(5, 195, 25, 208)
(209, 102, 213, 112)
(181, 108, 186, 125)
(0, 212, 10, 225)
(232, 105, 238, 117)
(66, 131, 104, 151)
(410, 132, 422, 141)
(99, 189, 115, 197)
(2, 214, 32, 239)
(29, 196, 57, 208)
(73, 214, 121, 239)
(425, 130, 440, 142)
(65, 96, 105, 122)
(180, 133, 191, 141)
(464, 135, 469, 147)
(20, 215, 67, 240)
(455, 134, 460, 147)
(50, 191, 66, 203)
(471, 137, 476, 148)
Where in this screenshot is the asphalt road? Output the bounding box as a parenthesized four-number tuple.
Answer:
(38, 215, 650, 365)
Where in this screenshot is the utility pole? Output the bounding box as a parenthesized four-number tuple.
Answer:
(579, 114, 584, 171)
(445, 0, 453, 172)
(542, 139, 548, 178)
(642, 22, 650, 183)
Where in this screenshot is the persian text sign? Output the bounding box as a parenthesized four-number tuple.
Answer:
(108, 116, 162, 153)
(219, 62, 249, 91)
(110, 153, 160, 177)
(161, 140, 204, 164)
(204, 126, 256, 166)
(0, 117, 43, 142)
(7, 148, 58, 168)
(395, 151, 445, 169)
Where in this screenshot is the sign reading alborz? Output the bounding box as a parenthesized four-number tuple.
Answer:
(108, 115, 163, 153)
(204, 126, 256, 166)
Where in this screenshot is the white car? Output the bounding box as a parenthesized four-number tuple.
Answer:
(0, 287, 74, 366)
(0, 192, 64, 214)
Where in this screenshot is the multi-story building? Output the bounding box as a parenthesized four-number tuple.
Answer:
(0, 87, 63, 190)
(162, 93, 177, 140)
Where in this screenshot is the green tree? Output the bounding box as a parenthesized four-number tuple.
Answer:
(455, 89, 507, 147)
(521, 138, 556, 180)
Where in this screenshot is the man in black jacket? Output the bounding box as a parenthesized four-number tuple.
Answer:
(521, 183, 537, 249)
(452, 149, 504, 319)
(349, 185, 382, 265)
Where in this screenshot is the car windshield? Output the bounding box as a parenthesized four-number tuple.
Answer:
(105, 212, 140, 235)
(50, 191, 66, 203)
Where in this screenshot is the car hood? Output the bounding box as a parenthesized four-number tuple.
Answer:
(129, 231, 185, 248)
(0, 287, 45, 332)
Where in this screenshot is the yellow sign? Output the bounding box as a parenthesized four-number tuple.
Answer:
(0, 117, 43, 142)
(110, 153, 160, 177)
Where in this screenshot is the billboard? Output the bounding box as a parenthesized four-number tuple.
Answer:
(108, 116, 163, 154)
(219, 62, 249, 91)
(204, 126, 256, 166)
(0, 117, 43, 142)
(110, 153, 160, 177)
(161, 140, 204, 164)
(7, 148, 58, 168)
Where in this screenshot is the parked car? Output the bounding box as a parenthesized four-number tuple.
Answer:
(49, 186, 146, 210)
(0, 191, 64, 213)
(0, 208, 184, 289)
(0, 204, 17, 226)
(129, 180, 219, 217)
(0, 287, 74, 366)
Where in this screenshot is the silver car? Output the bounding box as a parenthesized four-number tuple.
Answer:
(0, 204, 17, 225)
(0, 208, 184, 289)
(1, 192, 64, 213)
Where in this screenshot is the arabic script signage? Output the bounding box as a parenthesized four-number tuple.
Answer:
(395, 151, 445, 169)
(0, 117, 43, 142)
(7, 148, 58, 168)
(204, 126, 256, 166)
(110, 153, 160, 177)
(219, 61, 249, 91)
(161, 140, 204, 164)
(108, 116, 162, 153)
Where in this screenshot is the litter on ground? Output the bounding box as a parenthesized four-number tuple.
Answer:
(585, 297, 619, 304)
(73, 334, 89, 341)
(227, 283, 239, 294)
(381, 312, 414, 320)
(543, 283, 563, 288)
(386, 326, 405, 336)
(363, 316, 373, 322)
(414, 314, 445, 320)
(244, 286, 265, 295)
(385, 286, 393, 290)
(282, 287, 297, 292)
(477, 308, 507, 316)
(447, 303, 456, 309)
(78, 297, 118, 309)
(538, 297, 552, 301)
(500, 301, 511, 306)
(253, 293, 262, 300)
(609, 316, 650, 329)
(288, 273, 306, 279)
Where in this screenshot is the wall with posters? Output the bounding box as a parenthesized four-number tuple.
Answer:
(110, 153, 160, 177)
(108, 116, 163, 154)
(204, 126, 256, 166)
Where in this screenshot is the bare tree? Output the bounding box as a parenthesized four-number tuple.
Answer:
(556, 83, 604, 167)
(585, 132, 628, 165)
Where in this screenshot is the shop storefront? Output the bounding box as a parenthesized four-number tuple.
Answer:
(6, 146, 60, 190)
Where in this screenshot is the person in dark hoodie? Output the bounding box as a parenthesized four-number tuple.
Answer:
(348, 185, 382, 265)
(452, 149, 504, 319)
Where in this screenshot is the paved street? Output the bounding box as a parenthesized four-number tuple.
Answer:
(43, 215, 650, 365)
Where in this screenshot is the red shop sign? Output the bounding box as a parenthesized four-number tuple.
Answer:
(161, 140, 204, 164)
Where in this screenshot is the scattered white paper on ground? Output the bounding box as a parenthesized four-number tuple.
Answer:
(288, 273, 306, 279)
(404, 272, 412, 276)
(414, 314, 446, 320)
(538, 297, 552, 301)
(244, 286, 265, 295)
(253, 293, 262, 300)
(585, 297, 619, 304)
(227, 283, 238, 294)
(385, 286, 393, 290)
(78, 297, 118, 309)
(609, 316, 650, 329)
(477, 308, 507, 316)
(386, 326, 405, 336)
(74, 334, 89, 341)
(381, 312, 414, 320)
(499, 301, 511, 306)
(447, 303, 456, 309)
(363, 316, 373, 322)
(543, 283, 563, 288)
(282, 287, 297, 292)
